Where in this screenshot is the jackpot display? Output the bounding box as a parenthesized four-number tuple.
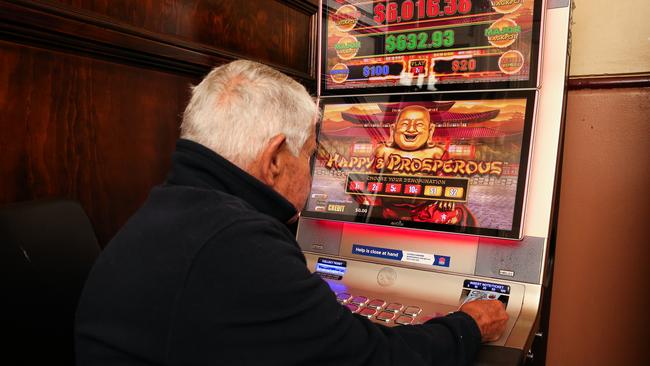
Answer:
(303, 91, 536, 239)
(322, 0, 542, 93)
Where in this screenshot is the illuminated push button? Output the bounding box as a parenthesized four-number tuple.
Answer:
(367, 182, 384, 193)
(444, 187, 464, 198)
(350, 295, 369, 306)
(384, 303, 403, 313)
(385, 183, 402, 194)
(367, 299, 386, 309)
(395, 315, 414, 325)
(336, 293, 352, 303)
(424, 185, 443, 197)
(404, 184, 422, 195)
(376, 311, 396, 322)
(403, 306, 422, 316)
(359, 307, 377, 318)
(346, 303, 360, 313)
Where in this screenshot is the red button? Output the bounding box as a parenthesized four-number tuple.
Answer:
(346, 303, 359, 313)
(404, 184, 422, 195)
(349, 181, 365, 191)
(385, 183, 402, 194)
(367, 182, 384, 193)
(395, 315, 414, 325)
(359, 307, 377, 318)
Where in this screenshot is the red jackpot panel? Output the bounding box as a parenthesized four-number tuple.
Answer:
(303, 91, 536, 239)
(322, 0, 543, 94)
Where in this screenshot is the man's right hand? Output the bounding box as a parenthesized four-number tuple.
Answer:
(460, 300, 509, 342)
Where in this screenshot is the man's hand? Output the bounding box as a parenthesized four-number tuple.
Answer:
(460, 300, 509, 342)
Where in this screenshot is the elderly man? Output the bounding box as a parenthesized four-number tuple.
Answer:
(75, 60, 507, 366)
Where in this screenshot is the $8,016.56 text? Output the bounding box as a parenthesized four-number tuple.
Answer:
(385, 30, 455, 53)
(374, 0, 473, 24)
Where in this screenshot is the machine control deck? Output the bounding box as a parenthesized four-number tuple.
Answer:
(337, 291, 446, 325)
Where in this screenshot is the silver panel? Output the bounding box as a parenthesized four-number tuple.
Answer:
(296, 217, 343, 255)
(475, 236, 545, 284)
(305, 253, 529, 347)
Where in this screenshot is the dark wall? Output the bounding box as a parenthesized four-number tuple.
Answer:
(0, 0, 318, 246)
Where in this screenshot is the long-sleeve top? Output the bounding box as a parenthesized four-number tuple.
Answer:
(75, 139, 482, 366)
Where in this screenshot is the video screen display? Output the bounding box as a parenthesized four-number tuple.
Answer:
(321, 0, 543, 94)
(303, 91, 536, 239)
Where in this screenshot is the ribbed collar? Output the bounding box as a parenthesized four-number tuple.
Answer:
(165, 139, 298, 224)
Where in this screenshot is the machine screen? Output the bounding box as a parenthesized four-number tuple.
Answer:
(302, 91, 536, 239)
(322, 0, 543, 94)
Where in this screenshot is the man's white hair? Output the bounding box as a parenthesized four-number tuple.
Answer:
(180, 60, 319, 168)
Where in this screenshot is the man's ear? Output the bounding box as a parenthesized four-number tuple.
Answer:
(257, 134, 286, 186)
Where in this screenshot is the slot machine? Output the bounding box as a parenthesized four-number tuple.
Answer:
(298, 0, 571, 364)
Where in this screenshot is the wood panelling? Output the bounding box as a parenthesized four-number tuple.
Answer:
(48, 0, 315, 74)
(546, 88, 650, 365)
(1, 0, 317, 81)
(0, 40, 194, 245)
(0, 0, 318, 246)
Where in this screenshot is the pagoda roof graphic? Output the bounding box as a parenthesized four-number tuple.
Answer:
(377, 101, 456, 112)
(322, 126, 512, 140)
(340, 101, 500, 126)
(323, 101, 522, 141)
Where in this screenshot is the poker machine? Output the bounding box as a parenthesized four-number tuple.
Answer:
(297, 1, 572, 364)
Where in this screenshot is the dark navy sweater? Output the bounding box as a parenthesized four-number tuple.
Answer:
(75, 139, 481, 366)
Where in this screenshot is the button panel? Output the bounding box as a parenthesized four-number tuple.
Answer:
(336, 292, 443, 325)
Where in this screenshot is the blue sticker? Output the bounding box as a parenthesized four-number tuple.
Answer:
(433, 255, 451, 267)
(352, 244, 403, 261)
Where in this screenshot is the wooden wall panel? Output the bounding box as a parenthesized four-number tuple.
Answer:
(0, 0, 317, 247)
(0, 40, 194, 245)
(546, 88, 650, 365)
(49, 0, 315, 74)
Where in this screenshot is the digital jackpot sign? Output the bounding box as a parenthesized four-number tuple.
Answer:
(322, 0, 543, 94)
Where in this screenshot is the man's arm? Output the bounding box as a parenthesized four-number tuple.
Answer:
(170, 218, 501, 366)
